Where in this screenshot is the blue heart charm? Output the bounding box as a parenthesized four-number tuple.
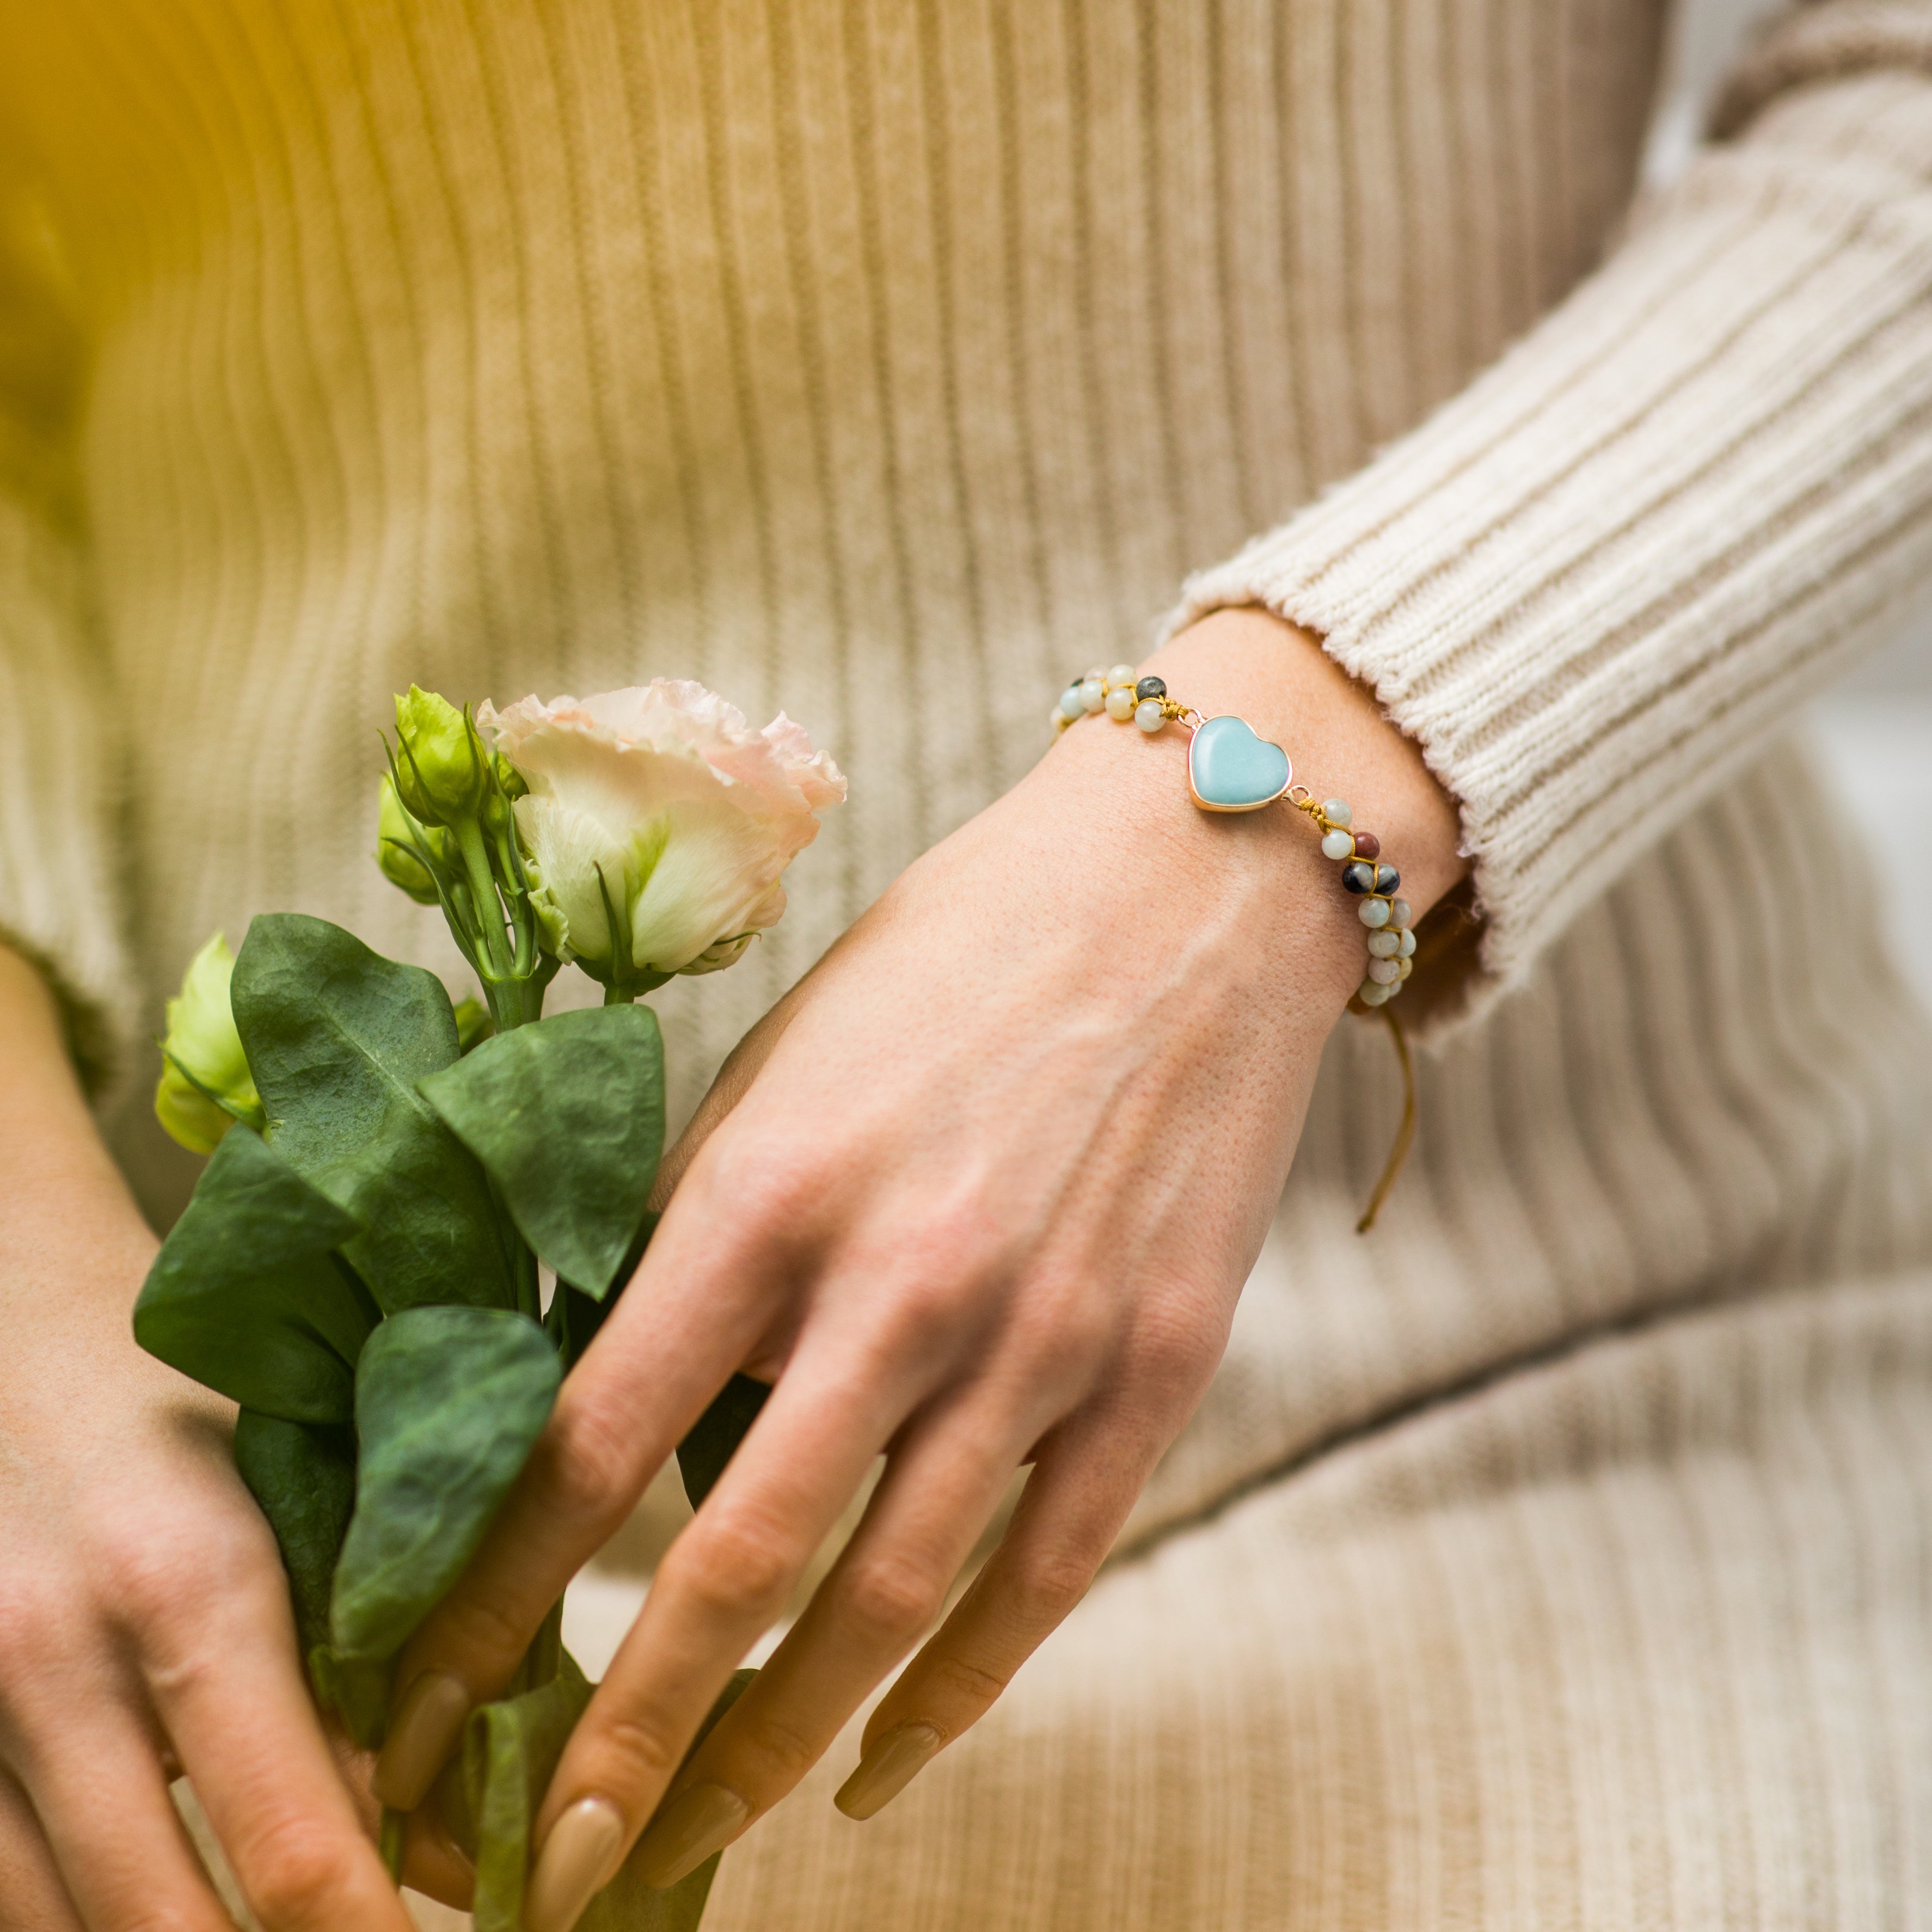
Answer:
(1188, 714, 1292, 812)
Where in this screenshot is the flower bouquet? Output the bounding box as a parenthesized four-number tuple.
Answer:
(139, 680, 844, 1929)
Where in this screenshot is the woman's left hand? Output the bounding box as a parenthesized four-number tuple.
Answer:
(382, 610, 1466, 1927)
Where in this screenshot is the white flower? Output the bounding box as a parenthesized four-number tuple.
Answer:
(475, 681, 845, 986)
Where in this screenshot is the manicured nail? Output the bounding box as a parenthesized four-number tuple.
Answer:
(525, 1796, 627, 1932)
(370, 1671, 470, 1811)
(632, 1782, 751, 1890)
(833, 1724, 942, 1820)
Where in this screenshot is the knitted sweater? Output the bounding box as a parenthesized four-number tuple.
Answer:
(5, 3, 1932, 1923)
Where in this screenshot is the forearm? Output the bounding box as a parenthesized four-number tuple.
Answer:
(0, 943, 154, 1327)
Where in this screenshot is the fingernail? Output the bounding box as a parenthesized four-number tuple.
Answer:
(525, 1796, 627, 1932)
(632, 1782, 751, 1891)
(370, 1670, 470, 1811)
(833, 1724, 942, 1820)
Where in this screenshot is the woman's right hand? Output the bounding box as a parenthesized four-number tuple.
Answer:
(0, 948, 418, 1932)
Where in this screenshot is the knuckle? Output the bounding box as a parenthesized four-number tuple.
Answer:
(94, 1512, 269, 1646)
(428, 1582, 537, 1676)
(1123, 1301, 1223, 1393)
(703, 1128, 826, 1235)
(732, 1705, 823, 1784)
(1005, 1547, 1095, 1630)
(930, 1648, 1013, 1709)
(664, 1512, 798, 1626)
(861, 1267, 987, 1365)
(885, 1204, 992, 1291)
(235, 1812, 351, 1925)
(1010, 1289, 1114, 1389)
(0, 1572, 68, 1682)
(837, 1554, 946, 1649)
(532, 1394, 640, 1532)
(591, 1704, 685, 1791)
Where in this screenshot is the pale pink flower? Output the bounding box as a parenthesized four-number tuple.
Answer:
(475, 680, 845, 984)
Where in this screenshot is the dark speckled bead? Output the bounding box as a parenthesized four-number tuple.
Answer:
(1351, 831, 1381, 860)
(1375, 864, 1400, 894)
(1342, 861, 1376, 894)
(1136, 675, 1167, 702)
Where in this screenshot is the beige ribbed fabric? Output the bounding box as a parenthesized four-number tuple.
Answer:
(1170, 48, 1932, 1021)
(3, 1, 1931, 1925)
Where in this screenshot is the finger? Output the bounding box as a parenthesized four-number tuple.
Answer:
(520, 1324, 923, 1932)
(146, 1604, 419, 1931)
(628, 1382, 1045, 1887)
(832, 1403, 1160, 1820)
(329, 1733, 475, 1909)
(382, 1175, 799, 1798)
(399, 1798, 477, 1911)
(0, 1768, 83, 1932)
(645, 990, 804, 1213)
(9, 1706, 235, 1932)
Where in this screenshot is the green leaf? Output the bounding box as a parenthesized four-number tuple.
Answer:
(232, 1410, 357, 1655)
(133, 1127, 374, 1422)
(331, 1305, 561, 1662)
(309, 1644, 393, 1750)
(231, 913, 517, 1314)
(546, 1214, 658, 1372)
(420, 1005, 665, 1302)
(677, 1375, 770, 1511)
(440, 1654, 754, 1932)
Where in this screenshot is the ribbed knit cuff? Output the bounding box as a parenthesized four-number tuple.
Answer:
(0, 499, 137, 1096)
(1167, 57, 1932, 1036)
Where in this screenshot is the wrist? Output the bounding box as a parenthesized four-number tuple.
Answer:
(0, 946, 155, 1296)
(1143, 609, 1467, 918)
(1029, 609, 1467, 1031)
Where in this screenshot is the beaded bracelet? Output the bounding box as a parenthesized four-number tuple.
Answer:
(1053, 663, 1418, 1231)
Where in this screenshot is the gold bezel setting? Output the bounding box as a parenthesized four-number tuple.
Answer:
(1185, 713, 1293, 813)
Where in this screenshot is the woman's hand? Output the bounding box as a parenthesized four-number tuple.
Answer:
(0, 949, 419, 1932)
(388, 612, 1467, 1929)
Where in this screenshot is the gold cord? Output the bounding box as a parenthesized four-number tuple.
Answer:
(1354, 1003, 1416, 1235)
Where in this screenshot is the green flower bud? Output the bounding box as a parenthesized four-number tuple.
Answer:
(154, 933, 263, 1154)
(394, 685, 487, 825)
(376, 774, 449, 905)
(452, 996, 494, 1053)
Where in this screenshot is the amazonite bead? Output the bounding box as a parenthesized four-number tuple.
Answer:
(1321, 830, 1355, 861)
(1108, 662, 1137, 682)
(1367, 956, 1401, 985)
(1358, 978, 1392, 1005)
(1397, 928, 1416, 959)
(1323, 799, 1352, 827)
(1389, 897, 1412, 929)
(1080, 678, 1106, 713)
(1367, 929, 1402, 958)
(1397, 956, 1414, 980)
(1106, 685, 1136, 720)
(1134, 700, 1165, 732)
(1359, 898, 1391, 928)
(1058, 686, 1085, 720)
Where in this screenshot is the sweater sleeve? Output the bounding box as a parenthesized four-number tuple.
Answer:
(1166, 0, 1932, 1035)
(0, 171, 133, 1093)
